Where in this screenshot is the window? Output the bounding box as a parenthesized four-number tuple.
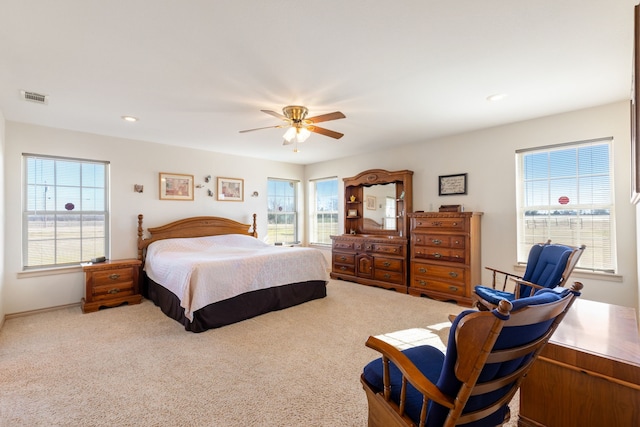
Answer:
(23, 154, 109, 269)
(516, 137, 614, 272)
(310, 177, 338, 244)
(267, 178, 299, 244)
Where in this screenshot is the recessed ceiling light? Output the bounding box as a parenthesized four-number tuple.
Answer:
(486, 93, 508, 102)
(121, 115, 138, 122)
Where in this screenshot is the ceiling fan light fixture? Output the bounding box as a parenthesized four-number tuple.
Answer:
(283, 126, 311, 143)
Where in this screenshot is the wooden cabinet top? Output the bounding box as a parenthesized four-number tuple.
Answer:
(82, 258, 141, 272)
(543, 298, 640, 384)
(408, 212, 483, 218)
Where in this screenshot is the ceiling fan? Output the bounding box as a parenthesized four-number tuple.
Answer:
(239, 105, 346, 147)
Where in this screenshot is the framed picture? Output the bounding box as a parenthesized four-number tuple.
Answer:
(217, 177, 244, 201)
(439, 173, 467, 196)
(159, 172, 194, 201)
(366, 196, 376, 210)
(347, 209, 358, 217)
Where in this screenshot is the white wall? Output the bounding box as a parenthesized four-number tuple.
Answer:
(0, 112, 5, 324)
(306, 101, 638, 309)
(3, 122, 304, 314)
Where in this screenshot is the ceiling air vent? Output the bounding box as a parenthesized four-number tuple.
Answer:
(20, 90, 48, 105)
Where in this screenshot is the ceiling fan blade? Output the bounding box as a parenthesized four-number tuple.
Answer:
(239, 125, 285, 133)
(282, 139, 294, 145)
(308, 125, 344, 139)
(306, 111, 346, 124)
(261, 110, 289, 120)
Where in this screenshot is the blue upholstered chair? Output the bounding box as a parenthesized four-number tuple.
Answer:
(361, 283, 583, 427)
(473, 241, 585, 311)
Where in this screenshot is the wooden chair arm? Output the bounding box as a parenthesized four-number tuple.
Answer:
(485, 267, 523, 291)
(509, 277, 545, 298)
(365, 336, 455, 409)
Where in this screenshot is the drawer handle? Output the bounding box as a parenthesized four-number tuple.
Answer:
(339, 256, 347, 261)
(452, 222, 458, 226)
(108, 274, 121, 280)
(107, 288, 120, 294)
(431, 239, 442, 245)
(418, 280, 427, 286)
(433, 253, 442, 258)
(383, 262, 391, 267)
(383, 273, 391, 279)
(416, 237, 422, 243)
(431, 221, 442, 227)
(340, 266, 347, 271)
(448, 286, 459, 292)
(418, 267, 427, 273)
(449, 272, 458, 278)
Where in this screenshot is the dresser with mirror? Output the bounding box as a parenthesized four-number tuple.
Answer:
(330, 169, 413, 292)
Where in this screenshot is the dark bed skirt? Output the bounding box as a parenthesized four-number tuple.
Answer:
(143, 275, 327, 333)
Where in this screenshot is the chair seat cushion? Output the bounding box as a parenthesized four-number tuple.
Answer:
(474, 285, 517, 305)
(363, 344, 445, 424)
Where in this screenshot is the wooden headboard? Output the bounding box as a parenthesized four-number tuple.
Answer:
(137, 213, 258, 262)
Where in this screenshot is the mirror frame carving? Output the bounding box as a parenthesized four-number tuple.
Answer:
(343, 169, 413, 237)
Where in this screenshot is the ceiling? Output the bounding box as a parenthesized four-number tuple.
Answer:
(0, 1, 637, 165)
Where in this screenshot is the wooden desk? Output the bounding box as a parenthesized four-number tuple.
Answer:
(518, 299, 640, 427)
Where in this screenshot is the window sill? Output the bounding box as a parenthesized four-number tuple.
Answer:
(513, 265, 622, 282)
(18, 265, 83, 279)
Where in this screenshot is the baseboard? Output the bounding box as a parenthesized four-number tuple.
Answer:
(5, 302, 81, 320)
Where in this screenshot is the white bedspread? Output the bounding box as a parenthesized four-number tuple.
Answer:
(144, 234, 329, 321)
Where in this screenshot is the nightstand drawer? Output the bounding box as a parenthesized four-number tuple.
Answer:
(93, 281, 135, 301)
(91, 267, 135, 287)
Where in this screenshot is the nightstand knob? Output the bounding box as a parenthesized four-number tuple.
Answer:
(108, 274, 121, 280)
(107, 288, 120, 294)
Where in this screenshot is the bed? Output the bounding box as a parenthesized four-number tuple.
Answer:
(137, 214, 328, 332)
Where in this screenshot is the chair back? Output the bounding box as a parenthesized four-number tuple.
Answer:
(518, 243, 585, 296)
(361, 283, 583, 427)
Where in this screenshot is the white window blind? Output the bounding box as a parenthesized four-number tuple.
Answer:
(23, 154, 110, 268)
(515, 137, 614, 272)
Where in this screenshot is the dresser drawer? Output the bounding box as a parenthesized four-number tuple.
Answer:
(374, 269, 404, 285)
(413, 234, 465, 249)
(333, 240, 355, 251)
(333, 262, 355, 275)
(411, 277, 467, 296)
(413, 247, 466, 263)
(372, 243, 404, 256)
(412, 217, 467, 232)
(333, 252, 355, 265)
(374, 257, 403, 272)
(412, 262, 465, 283)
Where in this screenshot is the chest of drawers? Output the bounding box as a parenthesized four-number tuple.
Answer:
(408, 212, 482, 306)
(81, 259, 142, 313)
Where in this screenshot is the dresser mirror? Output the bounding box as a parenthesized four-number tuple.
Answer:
(362, 183, 396, 230)
(342, 169, 413, 238)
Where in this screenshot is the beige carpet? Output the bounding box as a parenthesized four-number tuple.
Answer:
(0, 280, 518, 426)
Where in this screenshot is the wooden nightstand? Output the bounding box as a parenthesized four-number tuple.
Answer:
(81, 259, 142, 313)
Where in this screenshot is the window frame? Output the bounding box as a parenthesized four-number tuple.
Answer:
(267, 177, 300, 245)
(309, 177, 339, 245)
(22, 153, 110, 269)
(515, 137, 615, 273)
